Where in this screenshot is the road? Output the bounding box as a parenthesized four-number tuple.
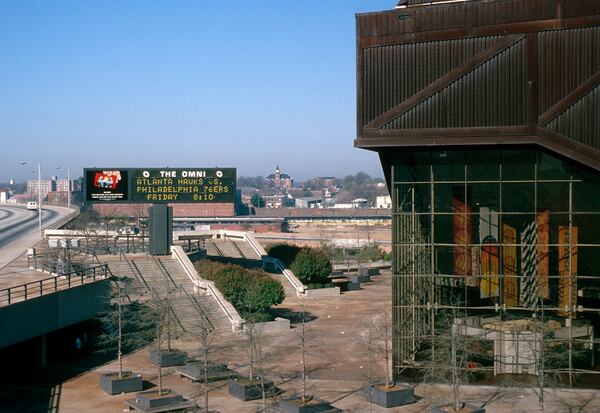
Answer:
(0, 204, 63, 270)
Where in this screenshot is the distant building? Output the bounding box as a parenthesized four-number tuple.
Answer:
(27, 178, 71, 200)
(376, 195, 391, 208)
(351, 198, 369, 208)
(265, 166, 293, 191)
(0, 188, 9, 203)
(295, 197, 322, 208)
(264, 193, 294, 208)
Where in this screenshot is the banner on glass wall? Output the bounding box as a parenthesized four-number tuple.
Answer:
(537, 210, 550, 299)
(480, 207, 500, 298)
(558, 226, 578, 318)
(453, 198, 472, 278)
(469, 246, 480, 287)
(502, 224, 518, 307)
(520, 220, 539, 310)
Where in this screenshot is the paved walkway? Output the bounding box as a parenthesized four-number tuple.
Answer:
(50, 270, 600, 412)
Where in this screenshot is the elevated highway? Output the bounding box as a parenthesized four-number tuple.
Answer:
(0, 204, 67, 270)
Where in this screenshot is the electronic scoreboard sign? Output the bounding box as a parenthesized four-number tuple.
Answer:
(84, 168, 236, 203)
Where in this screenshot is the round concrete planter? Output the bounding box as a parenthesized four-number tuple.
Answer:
(100, 371, 143, 395)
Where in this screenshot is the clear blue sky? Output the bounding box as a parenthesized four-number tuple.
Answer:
(0, 0, 393, 183)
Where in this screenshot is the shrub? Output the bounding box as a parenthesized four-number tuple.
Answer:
(290, 248, 332, 285)
(356, 244, 383, 263)
(193, 260, 285, 315)
(266, 243, 302, 267)
(246, 274, 285, 311)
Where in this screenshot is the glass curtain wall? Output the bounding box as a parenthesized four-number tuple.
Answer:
(392, 147, 600, 387)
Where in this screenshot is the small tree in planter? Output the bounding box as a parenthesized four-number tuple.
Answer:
(428, 291, 484, 413)
(148, 294, 186, 367)
(276, 307, 338, 413)
(98, 287, 154, 395)
(362, 308, 415, 408)
(228, 310, 276, 404)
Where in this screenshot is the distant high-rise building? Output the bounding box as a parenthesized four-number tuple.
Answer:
(27, 178, 71, 200)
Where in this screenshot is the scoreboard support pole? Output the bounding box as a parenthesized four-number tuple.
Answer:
(148, 204, 173, 256)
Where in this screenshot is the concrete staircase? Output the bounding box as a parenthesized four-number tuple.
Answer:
(204, 238, 260, 260)
(107, 257, 233, 335)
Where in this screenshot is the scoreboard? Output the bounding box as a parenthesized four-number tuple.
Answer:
(84, 168, 236, 203)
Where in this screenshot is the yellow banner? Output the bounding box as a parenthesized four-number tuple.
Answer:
(558, 226, 578, 318)
(502, 224, 518, 307)
(453, 198, 472, 278)
(481, 241, 499, 298)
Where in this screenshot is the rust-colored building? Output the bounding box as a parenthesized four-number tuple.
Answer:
(357, 0, 600, 386)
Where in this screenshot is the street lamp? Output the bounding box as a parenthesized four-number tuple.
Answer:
(20, 161, 43, 236)
(55, 166, 71, 212)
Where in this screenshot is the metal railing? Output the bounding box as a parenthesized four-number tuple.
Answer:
(119, 251, 150, 291)
(42, 207, 80, 234)
(181, 240, 205, 254)
(0, 264, 110, 307)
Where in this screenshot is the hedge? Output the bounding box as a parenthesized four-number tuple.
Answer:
(289, 248, 332, 285)
(193, 260, 285, 315)
(265, 243, 302, 267)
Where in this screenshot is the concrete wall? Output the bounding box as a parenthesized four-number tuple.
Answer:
(90, 202, 235, 218)
(0, 280, 110, 348)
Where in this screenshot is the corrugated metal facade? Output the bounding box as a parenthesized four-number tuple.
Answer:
(356, 0, 600, 170)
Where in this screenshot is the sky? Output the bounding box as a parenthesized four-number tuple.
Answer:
(0, 0, 394, 183)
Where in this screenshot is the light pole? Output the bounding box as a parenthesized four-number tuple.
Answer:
(20, 161, 43, 237)
(56, 166, 71, 212)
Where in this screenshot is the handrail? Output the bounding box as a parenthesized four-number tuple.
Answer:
(171, 245, 244, 332)
(229, 239, 246, 260)
(179, 285, 216, 332)
(119, 252, 150, 291)
(154, 258, 178, 291)
(211, 241, 224, 257)
(155, 258, 213, 331)
(0, 264, 109, 307)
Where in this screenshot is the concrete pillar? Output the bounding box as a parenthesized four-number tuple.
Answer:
(35, 334, 47, 368)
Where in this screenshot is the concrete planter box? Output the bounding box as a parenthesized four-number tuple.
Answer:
(304, 287, 340, 298)
(246, 317, 290, 334)
(367, 268, 380, 276)
(100, 371, 143, 395)
(348, 274, 370, 283)
(149, 349, 187, 367)
(278, 396, 340, 413)
(432, 403, 485, 413)
(344, 281, 360, 291)
(176, 361, 235, 382)
(124, 389, 197, 412)
(228, 377, 275, 401)
(364, 383, 415, 408)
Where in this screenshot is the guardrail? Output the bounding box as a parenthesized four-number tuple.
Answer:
(171, 245, 244, 332)
(0, 264, 110, 307)
(43, 207, 80, 234)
